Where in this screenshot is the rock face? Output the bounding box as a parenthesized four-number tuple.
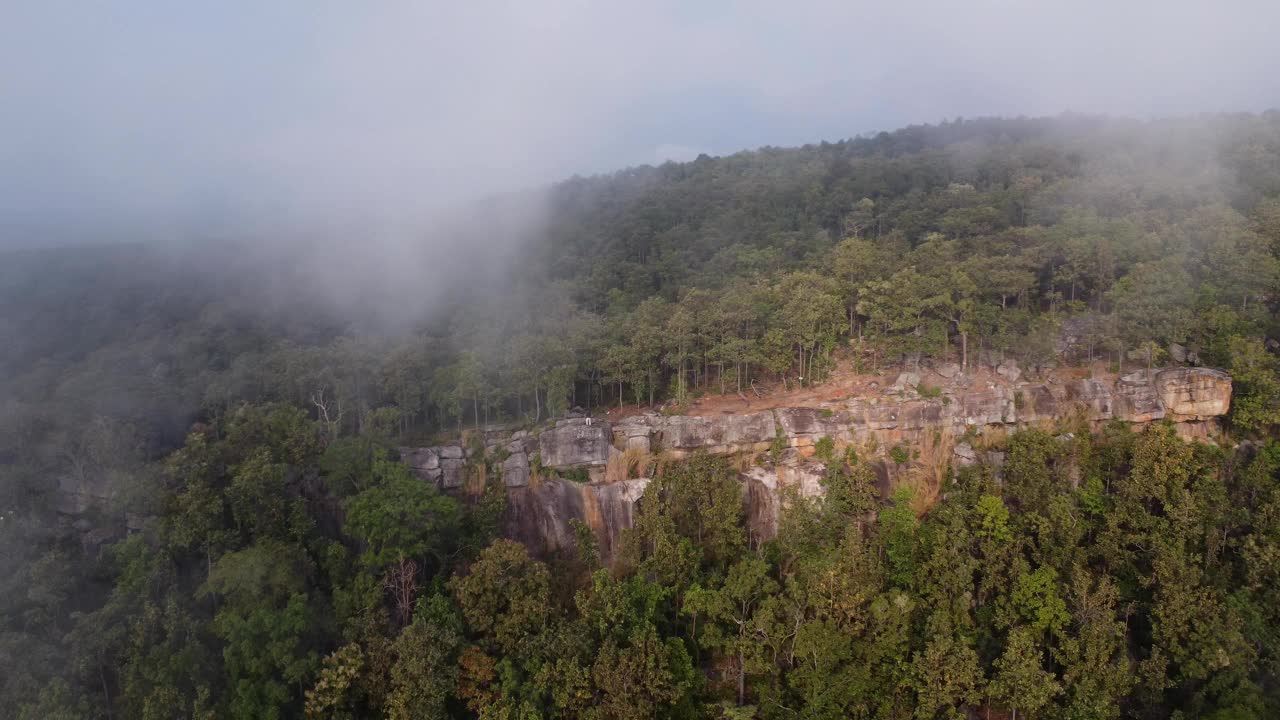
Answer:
(505, 477, 649, 560)
(402, 447, 448, 486)
(742, 456, 827, 540)
(402, 366, 1232, 560)
(500, 445, 531, 488)
(638, 411, 776, 456)
(539, 418, 613, 469)
(1114, 371, 1166, 423)
(1155, 367, 1231, 420)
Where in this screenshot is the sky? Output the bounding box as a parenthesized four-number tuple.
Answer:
(3, 0, 1280, 245)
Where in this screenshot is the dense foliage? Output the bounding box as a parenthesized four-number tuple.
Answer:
(8, 403, 1280, 719)
(5, 115, 1280, 464)
(4, 112, 1280, 718)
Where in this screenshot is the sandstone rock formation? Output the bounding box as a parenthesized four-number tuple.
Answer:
(538, 417, 614, 471)
(504, 477, 649, 559)
(1155, 367, 1232, 420)
(401, 367, 1233, 560)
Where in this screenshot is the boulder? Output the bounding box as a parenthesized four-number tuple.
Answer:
(617, 426, 652, 452)
(892, 372, 921, 391)
(400, 447, 439, 470)
(1168, 343, 1188, 364)
(935, 362, 961, 379)
(613, 415, 662, 452)
(539, 418, 612, 468)
(953, 442, 978, 467)
(399, 447, 443, 484)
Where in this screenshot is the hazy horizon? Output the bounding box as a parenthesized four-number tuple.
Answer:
(5, 1, 1280, 248)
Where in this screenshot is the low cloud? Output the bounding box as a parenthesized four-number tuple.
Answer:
(2, 0, 1278, 247)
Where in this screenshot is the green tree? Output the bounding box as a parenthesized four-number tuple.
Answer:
(624, 454, 745, 576)
(343, 460, 461, 572)
(684, 555, 778, 706)
(910, 614, 984, 719)
(591, 623, 695, 720)
(384, 595, 464, 720)
(449, 540, 553, 658)
(989, 626, 1060, 720)
(202, 542, 319, 720)
(1226, 336, 1280, 435)
(1109, 258, 1195, 357)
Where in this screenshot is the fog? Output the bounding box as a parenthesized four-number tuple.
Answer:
(3, 0, 1279, 249)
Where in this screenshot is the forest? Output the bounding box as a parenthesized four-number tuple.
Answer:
(3, 113, 1280, 718)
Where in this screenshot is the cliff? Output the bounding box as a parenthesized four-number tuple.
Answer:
(401, 366, 1232, 559)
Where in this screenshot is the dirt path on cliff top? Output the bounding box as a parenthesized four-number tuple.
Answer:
(600, 359, 1118, 421)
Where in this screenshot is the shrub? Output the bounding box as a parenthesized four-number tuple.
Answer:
(770, 418, 788, 463)
(918, 384, 943, 399)
(844, 446, 860, 466)
(814, 435, 836, 462)
(467, 432, 486, 462)
(890, 445, 910, 465)
(605, 446, 654, 483)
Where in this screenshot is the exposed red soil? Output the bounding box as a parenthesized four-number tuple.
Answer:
(601, 357, 1122, 421)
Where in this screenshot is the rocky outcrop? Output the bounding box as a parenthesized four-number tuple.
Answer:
(742, 454, 827, 540)
(401, 444, 470, 489)
(1155, 367, 1232, 420)
(505, 477, 649, 560)
(644, 411, 776, 456)
(402, 367, 1232, 559)
(539, 417, 614, 469)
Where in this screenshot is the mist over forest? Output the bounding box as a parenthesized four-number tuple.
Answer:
(6, 3, 1280, 720)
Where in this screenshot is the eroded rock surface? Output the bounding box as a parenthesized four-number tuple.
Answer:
(402, 366, 1232, 558)
(1156, 367, 1231, 420)
(505, 477, 649, 560)
(639, 411, 775, 456)
(539, 417, 613, 468)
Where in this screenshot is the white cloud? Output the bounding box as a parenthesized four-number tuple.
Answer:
(3, 0, 1279, 240)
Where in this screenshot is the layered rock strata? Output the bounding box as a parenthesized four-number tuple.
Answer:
(400, 367, 1232, 558)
